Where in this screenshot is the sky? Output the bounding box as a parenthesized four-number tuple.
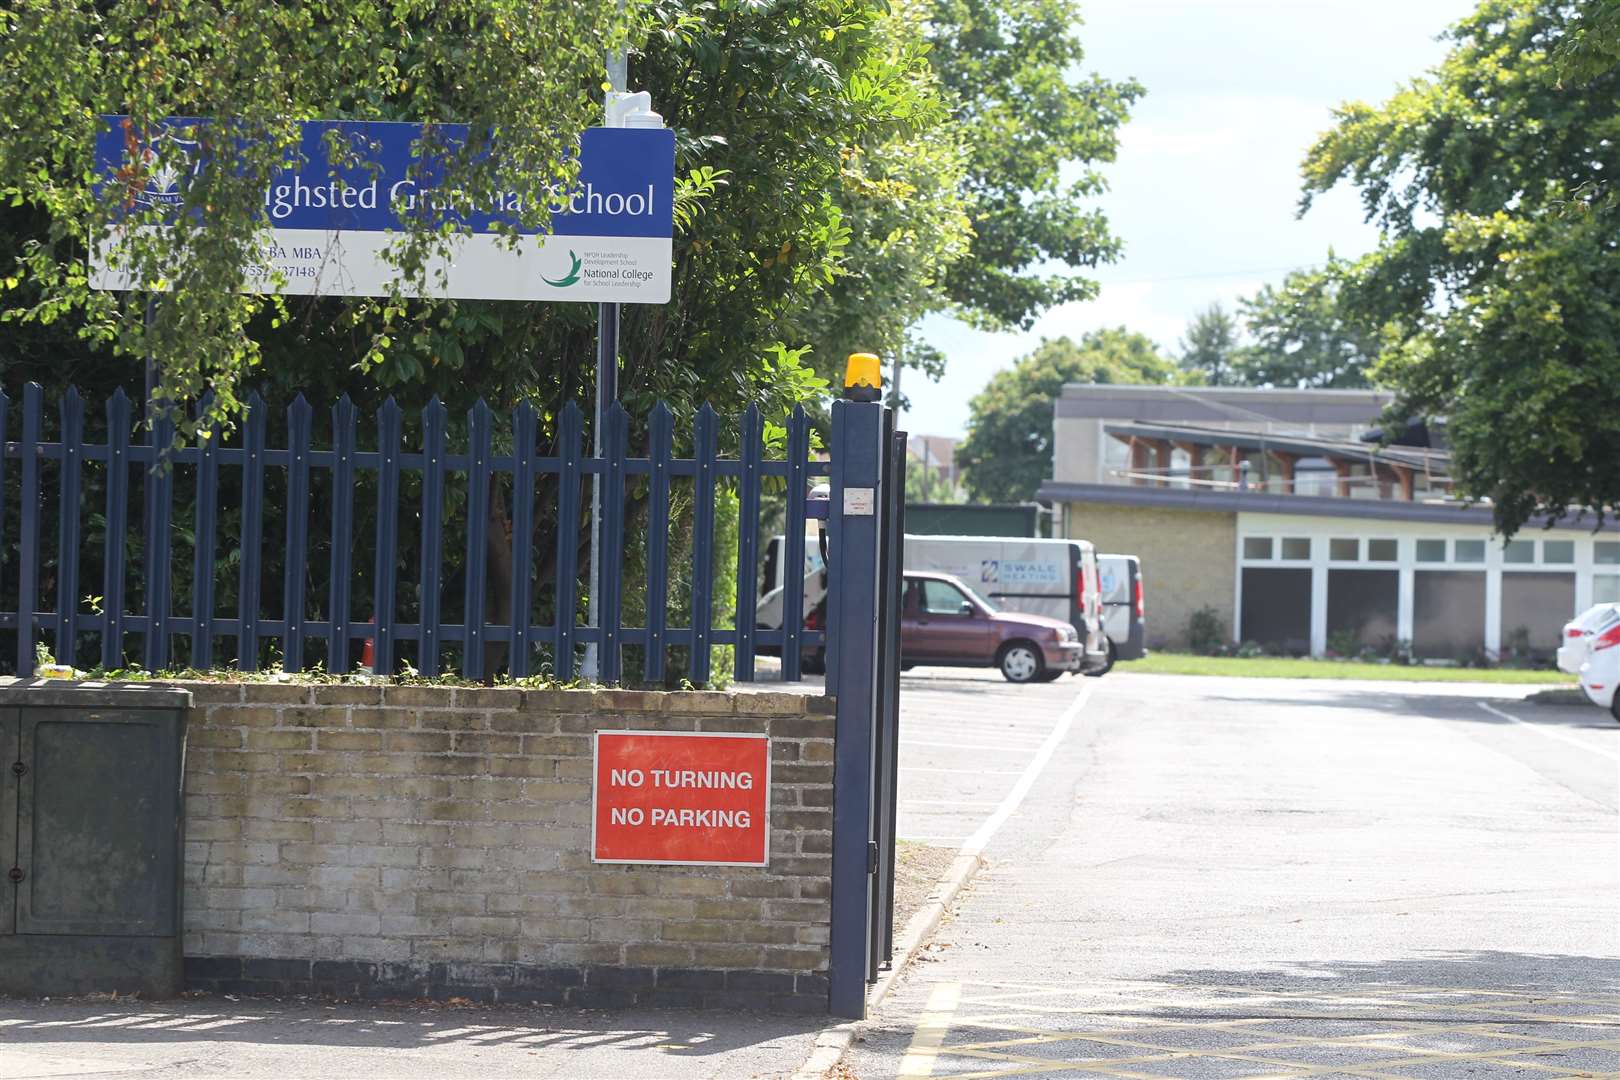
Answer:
(900, 0, 1479, 439)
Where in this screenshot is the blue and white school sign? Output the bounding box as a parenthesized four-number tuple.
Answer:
(91, 118, 675, 304)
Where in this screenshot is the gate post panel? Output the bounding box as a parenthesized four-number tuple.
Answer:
(827, 398, 885, 1019)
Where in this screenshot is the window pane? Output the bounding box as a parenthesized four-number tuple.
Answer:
(1596, 575, 1620, 604)
(1416, 539, 1447, 563)
(1503, 540, 1535, 564)
(1367, 539, 1398, 562)
(1543, 540, 1574, 564)
(920, 580, 970, 615)
(1596, 541, 1620, 565)
(1243, 537, 1274, 560)
(1280, 537, 1311, 560)
(1454, 539, 1485, 563)
(1329, 538, 1359, 561)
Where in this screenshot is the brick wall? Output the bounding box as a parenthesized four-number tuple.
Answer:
(1063, 501, 1237, 649)
(179, 682, 834, 1011)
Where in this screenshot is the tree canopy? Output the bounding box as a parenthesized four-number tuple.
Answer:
(956, 328, 1178, 503)
(927, 0, 1142, 332)
(0, 1, 636, 430)
(1177, 303, 1241, 387)
(1302, 0, 1620, 535)
(1233, 263, 1377, 389)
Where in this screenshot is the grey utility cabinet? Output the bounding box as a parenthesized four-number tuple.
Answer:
(0, 681, 189, 997)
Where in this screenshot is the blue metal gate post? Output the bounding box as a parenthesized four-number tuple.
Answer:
(827, 397, 885, 1019)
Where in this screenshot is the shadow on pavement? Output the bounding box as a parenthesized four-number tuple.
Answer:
(1192, 687, 1618, 730)
(1151, 949, 1620, 1004)
(0, 995, 827, 1059)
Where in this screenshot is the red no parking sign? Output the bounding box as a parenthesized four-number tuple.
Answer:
(591, 731, 771, 866)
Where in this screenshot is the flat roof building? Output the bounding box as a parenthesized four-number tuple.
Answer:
(1038, 384, 1616, 659)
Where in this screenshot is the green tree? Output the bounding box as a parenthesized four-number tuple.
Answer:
(928, 0, 1143, 331)
(956, 329, 1178, 503)
(0, 1, 637, 431)
(1302, 0, 1620, 535)
(785, 0, 974, 391)
(1233, 263, 1378, 388)
(1555, 0, 1620, 81)
(1178, 302, 1241, 386)
(0, 0, 965, 684)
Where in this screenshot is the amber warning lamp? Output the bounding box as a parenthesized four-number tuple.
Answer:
(843, 352, 882, 402)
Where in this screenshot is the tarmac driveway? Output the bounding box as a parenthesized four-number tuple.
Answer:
(849, 672, 1620, 1078)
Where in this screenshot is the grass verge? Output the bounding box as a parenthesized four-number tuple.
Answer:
(1120, 652, 1575, 684)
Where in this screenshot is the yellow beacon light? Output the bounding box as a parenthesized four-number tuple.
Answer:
(843, 352, 882, 403)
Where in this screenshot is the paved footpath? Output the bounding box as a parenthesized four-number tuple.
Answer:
(848, 673, 1620, 1079)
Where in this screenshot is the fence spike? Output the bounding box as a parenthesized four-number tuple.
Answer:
(418, 396, 448, 676)
(17, 384, 43, 674)
(236, 391, 267, 671)
(141, 383, 176, 673)
(190, 392, 220, 668)
(55, 387, 86, 667)
(554, 401, 583, 680)
(101, 389, 132, 668)
(690, 403, 718, 687)
(645, 402, 674, 684)
(735, 404, 763, 681)
(281, 394, 313, 672)
(462, 399, 493, 679)
(782, 403, 811, 681)
(372, 397, 403, 678)
(0, 385, 8, 641)
(509, 400, 537, 679)
(328, 394, 357, 673)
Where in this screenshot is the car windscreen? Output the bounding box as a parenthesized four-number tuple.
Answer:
(955, 582, 998, 613)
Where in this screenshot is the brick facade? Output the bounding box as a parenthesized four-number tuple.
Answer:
(1062, 501, 1237, 650)
(178, 682, 834, 1011)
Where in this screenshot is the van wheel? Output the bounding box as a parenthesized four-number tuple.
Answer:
(999, 643, 1043, 684)
(1085, 639, 1117, 678)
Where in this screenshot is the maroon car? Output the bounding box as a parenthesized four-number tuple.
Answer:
(901, 571, 1083, 683)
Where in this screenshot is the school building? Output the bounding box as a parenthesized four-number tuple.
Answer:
(1036, 384, 1619, 658)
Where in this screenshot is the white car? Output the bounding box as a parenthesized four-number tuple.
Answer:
(1577, 616, 1620, 721)
(1558, 603, 1620, 674)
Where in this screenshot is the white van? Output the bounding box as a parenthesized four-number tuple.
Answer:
(755, 532, 826, 637)
(902, 535, 1110, 675)
(1096, 554, 1147, 670)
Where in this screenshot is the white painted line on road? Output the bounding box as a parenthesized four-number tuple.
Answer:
(960, 681, 1095, 857)
(1477, 702, 1620, 762)
(899, 766, 1022, 776)
(901, 739, 1043, 753)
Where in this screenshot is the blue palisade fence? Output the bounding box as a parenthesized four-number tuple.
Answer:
(0, 384, 827, 683)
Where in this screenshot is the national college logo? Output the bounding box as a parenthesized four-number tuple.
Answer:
(543, 250, 583, 288)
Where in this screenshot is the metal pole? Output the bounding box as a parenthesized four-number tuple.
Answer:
(889, 335, 903, 412)
(584, 46, 629, 683)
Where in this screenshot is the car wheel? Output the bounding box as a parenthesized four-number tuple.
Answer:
(999, 642, 1043, 683)
(1034, 669, 1064, 682)
(1611, 693, 1620, 725)
(1085, 638, 1117, 678)
(801, 648, 826, 675)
